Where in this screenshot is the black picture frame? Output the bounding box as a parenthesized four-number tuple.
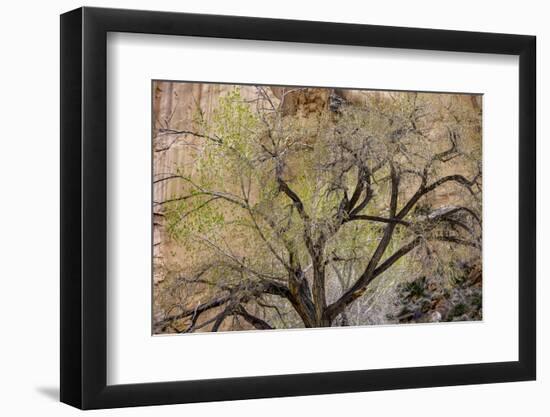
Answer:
(60, 6, 536, 410)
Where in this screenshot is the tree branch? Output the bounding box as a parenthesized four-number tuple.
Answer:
(345, 214, 410, 226)
(234, 305, 273, 330)
(397, 173, 479, 220)
(324, 164, 401, 321)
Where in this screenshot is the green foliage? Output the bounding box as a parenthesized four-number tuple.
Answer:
(192, 88, 261, 187)
(165, 194, 225, 245)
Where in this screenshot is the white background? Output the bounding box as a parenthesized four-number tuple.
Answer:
(0, 0, 546, 415)
(108, 33, 518, 384)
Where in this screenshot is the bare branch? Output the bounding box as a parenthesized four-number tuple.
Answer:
(234, 305, 273, 330)
(345, 215, 410, 226)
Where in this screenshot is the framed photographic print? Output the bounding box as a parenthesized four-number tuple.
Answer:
(60, 6, 536, 409)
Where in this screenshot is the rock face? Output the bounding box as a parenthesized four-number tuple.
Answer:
(152, 82, 482, 290)
(152, 83, 350, 284)
(152, 82, 258, 284)
(271, 87, 331, 116)
(152, 83, 391, 210)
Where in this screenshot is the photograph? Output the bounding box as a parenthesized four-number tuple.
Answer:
(152, 82, 483, 334)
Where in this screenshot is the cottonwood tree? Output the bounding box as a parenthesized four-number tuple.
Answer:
(153, 87, 482, 333)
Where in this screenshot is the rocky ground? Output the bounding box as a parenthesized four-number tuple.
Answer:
(388, 262, 482, 324)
